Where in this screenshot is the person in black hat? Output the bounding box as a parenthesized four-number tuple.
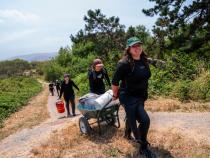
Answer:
(59, 74, 79, 117)
(88, 59, 111, 95)
(55, 79, 61, 96)
(49, 82, 55, 96)
(112, 37, 155, 157)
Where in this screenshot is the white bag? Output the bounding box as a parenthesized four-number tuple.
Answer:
(78, 90, 116, 110)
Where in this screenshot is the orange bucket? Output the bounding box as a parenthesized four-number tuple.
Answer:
(56, 100, 65, 113)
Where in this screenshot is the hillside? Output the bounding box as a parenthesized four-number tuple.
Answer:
(8, 52, 57, 62)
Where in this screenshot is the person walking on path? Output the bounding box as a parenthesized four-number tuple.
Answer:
(59, 74, 79, 117)
(55, 80, 61, 96)
(49, 82, 55, 96)
(112, 37, 155, 157)
(88, 59, 111, 95)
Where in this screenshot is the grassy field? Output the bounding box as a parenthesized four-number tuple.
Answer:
(0, 77, 42, 127)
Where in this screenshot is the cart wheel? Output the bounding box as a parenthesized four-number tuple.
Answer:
(106, 115, 116, 126)
(79, 117, 91, 135)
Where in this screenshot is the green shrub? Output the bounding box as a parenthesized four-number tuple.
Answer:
(44, 46, 209, 102)
(67, 54, 96, 78)
(72, 41, 95, 57)
(73, 73, 89, 96)
(164, 52, 203, 80)
(0, 77, 42, 127)
(171, 80, 191, 101)
(148, 66, 174, 96)
(189, 71, 210, 101)
(44, 61, 64, 81)
(0, 59, 31, 78)
(205, 89, 210, 102)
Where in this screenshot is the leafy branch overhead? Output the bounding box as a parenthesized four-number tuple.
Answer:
(70, 9, 126, 58)
(142, 0, 210, 58)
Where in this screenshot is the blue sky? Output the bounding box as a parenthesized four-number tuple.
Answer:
(0, 0, 157, 60)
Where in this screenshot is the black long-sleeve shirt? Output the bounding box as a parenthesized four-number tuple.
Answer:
(88, 68, 111, 95)
(49, 83, 54, 90)
(55, 81, 61, 90)
(112, 58, 151, 100)
(59, 80, 79, 99)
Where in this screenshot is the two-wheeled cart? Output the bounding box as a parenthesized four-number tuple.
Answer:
(77, 100, 120, 135)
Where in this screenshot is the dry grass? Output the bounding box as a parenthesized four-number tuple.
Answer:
(145, 97, 210, 112)
(0, 82, 50, 140)
(148, 129, 210, 158)
(29, 118, 210, 158)
(30, 122, 135, 158)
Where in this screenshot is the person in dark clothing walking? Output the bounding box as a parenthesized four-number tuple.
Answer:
(88, 59, 111, 95)
(55, 80, 61, 96)
(49, 82, 55, 96)
(59, 74, 79, 117)
(124, 57, 165, 142)
(112, 37, 155, 157)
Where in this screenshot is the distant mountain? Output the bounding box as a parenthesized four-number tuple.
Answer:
(8, 52, 58, 62)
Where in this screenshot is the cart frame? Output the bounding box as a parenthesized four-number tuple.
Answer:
(78, 101, 121, 135)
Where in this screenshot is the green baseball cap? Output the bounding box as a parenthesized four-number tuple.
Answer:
(126, 37, 143, 48)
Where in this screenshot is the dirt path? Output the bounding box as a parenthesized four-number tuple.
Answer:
(29, 110, 210, 158)
(0, 88, 210, 158)
(0, 89, 80, 158)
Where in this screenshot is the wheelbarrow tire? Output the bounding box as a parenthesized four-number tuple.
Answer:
(79, 117, 91, 135)
(105, 113, 116, 126)
(107, 117, 116, 126)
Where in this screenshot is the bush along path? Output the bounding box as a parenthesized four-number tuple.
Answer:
(0, 80, 49, 140)
(0, 77, 42, 127)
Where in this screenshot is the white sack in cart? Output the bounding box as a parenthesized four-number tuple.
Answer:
(78, 90, 119, 110)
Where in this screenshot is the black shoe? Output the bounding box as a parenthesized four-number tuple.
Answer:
(124, 126, 133, 140)
(139, 141, 156, 158)
(73, 113, 76, 116)
(139, 148, 156, 158)
(124, 134, 134, 141)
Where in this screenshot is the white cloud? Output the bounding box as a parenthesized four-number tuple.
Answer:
(43, 37, 63, 43)
(0, 19, 4, 24)
(0, 29, 37, 44)
(0, 9, 40, 24)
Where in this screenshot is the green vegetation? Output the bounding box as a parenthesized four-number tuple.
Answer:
(142, 0, 210, 59)
(43, 1, 210, 102)
(0, 58, 48, 126)
(0, 59, 48, 78)
(0, 59, 31, 78)
(0, 77, 42, 127)
(149, 53, 210, 101)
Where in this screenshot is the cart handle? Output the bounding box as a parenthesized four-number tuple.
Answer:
(79, 96, 100, 104)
